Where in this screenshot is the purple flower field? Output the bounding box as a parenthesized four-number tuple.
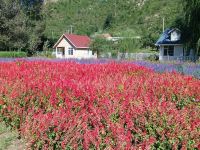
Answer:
(134, 61, 200, 79)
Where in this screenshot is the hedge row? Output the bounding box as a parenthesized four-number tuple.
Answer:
(0, 51, 27, 58)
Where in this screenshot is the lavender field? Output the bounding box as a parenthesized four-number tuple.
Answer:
(134, 61, 200, 79)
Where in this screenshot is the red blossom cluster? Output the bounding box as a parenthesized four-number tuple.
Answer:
(0, 61, 199, 149)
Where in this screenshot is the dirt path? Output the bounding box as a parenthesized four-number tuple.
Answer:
(6, 138, 25, 150)
(0, 123, 26, 150)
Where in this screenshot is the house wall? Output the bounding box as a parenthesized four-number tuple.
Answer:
(56, 37, 71, 58)
(159, 45, 184, 61)
(71, 49, 97, 59)
(174, 45, 183, 56)
(56, 38, 97, 59)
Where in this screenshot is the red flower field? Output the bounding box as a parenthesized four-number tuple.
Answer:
(0, 61, 199, 149)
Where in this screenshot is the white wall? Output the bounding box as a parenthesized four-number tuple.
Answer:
(56, 37, 97, 59)
(71, 49, 97, 59)
(159, 45, 184, 61)
(56, 37, 71, 58)
(174, 45, 183, 56)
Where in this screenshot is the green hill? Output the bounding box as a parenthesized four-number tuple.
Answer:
(44, 0, 182, 50)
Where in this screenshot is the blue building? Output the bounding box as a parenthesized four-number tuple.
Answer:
(155, 28, 196, 61)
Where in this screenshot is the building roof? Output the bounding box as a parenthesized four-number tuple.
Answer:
(95, 33, 112, 39)
(155, 28, 182, 46)
(53, 34, 91, 49)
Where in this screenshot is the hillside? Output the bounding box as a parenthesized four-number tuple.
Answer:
(44, 0, 182, 50)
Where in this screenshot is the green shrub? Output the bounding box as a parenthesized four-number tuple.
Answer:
(0, 51, 27, 58)
(34, 50, 55, 58)
(146, 54, 159, 61)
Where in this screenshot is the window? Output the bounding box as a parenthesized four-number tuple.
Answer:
(68, 48, 73, 55)
(164, 46, 174, 56)
(92, 51, 95, 55)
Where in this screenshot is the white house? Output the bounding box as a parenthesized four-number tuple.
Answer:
(155, 28, 196, 61)
(53, 34, 97, 59)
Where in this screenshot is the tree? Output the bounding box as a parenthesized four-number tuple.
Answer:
(0, 0, 45, 53)
(182, 0, 200, 55)
(21, 0, 45, 54)
(0, 0, 28, 51)
(103, 14, 113, 30)
(90, 38, 116, 57)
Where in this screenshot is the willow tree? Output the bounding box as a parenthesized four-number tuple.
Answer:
(183, 0, 200, 55)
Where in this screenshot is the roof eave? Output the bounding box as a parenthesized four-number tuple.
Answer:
(63, 35, 90, 49)
(155, 43, 183, 46)
(63, 34, 79, 49)
(53, 34, 65, 49)
(53, 34, 90, 49)
(76, 47, 90, 49)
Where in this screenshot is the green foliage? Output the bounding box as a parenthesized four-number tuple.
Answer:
(43, 40, 51, 51)
(110, 112, 120, 123)
(103, 14, 113, 30)
(152, 140, 173, 150)
(118, 38, 141, 53)
(146, 54, 159, 61)
(91, 37, 144, 57)
(2, 0, 200, 54)
(34, 50, 55, 58)
(90, 38, 114, 56)
(0, 0, 45, 53)
(181, 0, 200, 55)
(44, 0, 182, 49)
(0, 51, 27, 58)
(22, 0, 44, 21)
(0, 0, 28, 51)
(23, 0, 46, 54)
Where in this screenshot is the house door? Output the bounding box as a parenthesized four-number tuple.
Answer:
(57, 47, 65, 56)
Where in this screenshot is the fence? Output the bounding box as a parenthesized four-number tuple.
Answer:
(99, 52, 155, 60)
(99, 52, 199, 62)
(160, 56, 199, 62)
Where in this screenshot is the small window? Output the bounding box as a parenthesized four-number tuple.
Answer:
(92, 51, 95, 55)
(68, 47, 73, 55)
(164, 46, 174, 56)
(164, 47, 168, 56)
(168, 46, 174, 56)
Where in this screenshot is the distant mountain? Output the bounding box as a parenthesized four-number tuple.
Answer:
(44, 0, 182, 48)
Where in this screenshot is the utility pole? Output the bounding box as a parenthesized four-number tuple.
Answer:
(51, 31, 54, 40)
(69, 25, 74, 34)
(114, 0, 117, 17)
(163, 17, 165, 32)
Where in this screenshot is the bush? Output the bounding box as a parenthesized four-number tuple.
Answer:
(147, 54, 159, 61)
(34, 50, 55, 58)
(0, 51, 27, 58)
(0, 61, 199, 149)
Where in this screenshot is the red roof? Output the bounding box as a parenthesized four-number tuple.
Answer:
(65, 34, 91, 48)
(53, 34, 91, 49)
